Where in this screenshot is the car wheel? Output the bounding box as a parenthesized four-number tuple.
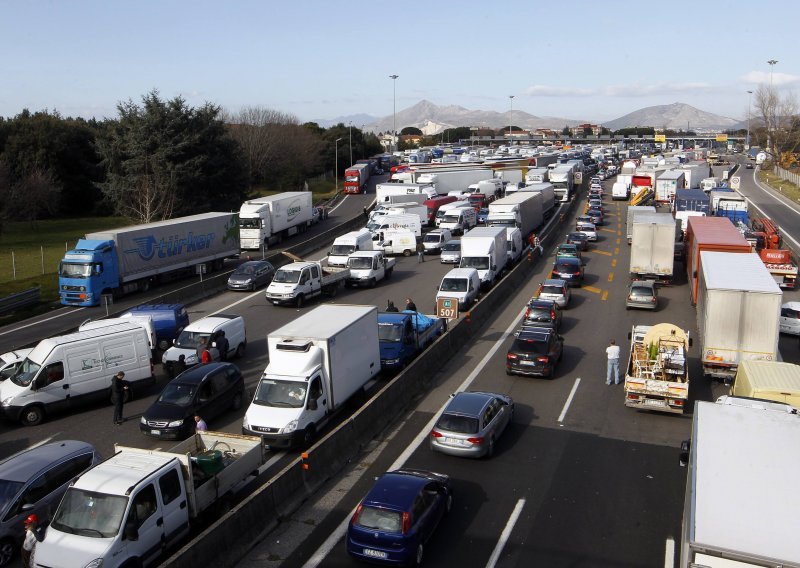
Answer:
(486, 437, 495, 459)
(296, 294, 304, 309)
(236, 343, 246, 358)
(369, 278, 376, 288)
(413, 544, 424, 567)
(232, 390, 243, 411)
(21, 405, 44, 427)
(403, 249, 412, 257)
(0, 538, 15, 567)
(249, 282, 255, 292)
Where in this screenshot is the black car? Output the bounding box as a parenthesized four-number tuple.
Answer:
(506, 326, 564, 378)
(566, 232, 589, 251)
(140, 362, 245, 439)
(523, 299, 562, 332)
(551, 256, 583, 286)
(227, 260, 276, 291)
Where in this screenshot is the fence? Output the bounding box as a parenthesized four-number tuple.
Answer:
(0, 244, 70, 283)
(776, 166, 800, 187)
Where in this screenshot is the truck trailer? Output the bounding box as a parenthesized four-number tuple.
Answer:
(344, 163, 370, 194)
(59, 212, 239, 306)
(629, 213, 677, 281)
(459, 226, 508, 288)
(239, 192, 314, 250)
(519, 182, 556, 218)
(486, 192, 543, 238)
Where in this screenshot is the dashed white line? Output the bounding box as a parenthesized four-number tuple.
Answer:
(664, 536, 675, 568)
(558, 378, 581, 424)
(485, 499, 526, 568)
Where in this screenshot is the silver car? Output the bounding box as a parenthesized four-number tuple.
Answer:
(227, 260, 276, 291)
(430, 391, 514, 458)
(440, 240, 461, 264)
(535, 279, 571, 309)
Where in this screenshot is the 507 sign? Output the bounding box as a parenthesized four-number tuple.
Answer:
(436, 297, 460, 320)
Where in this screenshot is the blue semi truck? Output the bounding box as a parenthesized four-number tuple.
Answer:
(58, 212, 240, 306)
(377, 311, 447, 371)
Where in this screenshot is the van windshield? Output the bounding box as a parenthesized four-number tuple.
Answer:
(272, 269, 301, 284)
(461, 256, 489, 270)
(253, 379, 306, 409)
(51, 488, 127, 538)
(378, 323, 403, 342)
(174, 331, 211, 350)
(10, 358, 40, 387)
(440, 278, 467, 292)
(347, 257, 372, 269)
(330, 245, 356, 256)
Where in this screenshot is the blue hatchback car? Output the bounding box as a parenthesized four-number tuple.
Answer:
(347, 469, 452, 566)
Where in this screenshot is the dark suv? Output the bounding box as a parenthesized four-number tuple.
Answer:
(506, 326, 564, 378)
(551, 257, 583, 286)
(140, 362, 245, 439)
(522, 299, 562, 332)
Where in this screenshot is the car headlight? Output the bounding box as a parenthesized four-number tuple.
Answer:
(242, 415, 249, 429)
(1, 396, 14, 407)
(386, 358, 400, 365)
(168, 419, 184, 428)
(84, 559, 104, 568)
(282, 420, 298, 434)
(140, 416, 147, 425)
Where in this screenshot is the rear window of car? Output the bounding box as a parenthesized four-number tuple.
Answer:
(555, 262, 578, 271)
(442, 242, 460, 251)
(356, 506, 402, 533)
(541, 285, 564, 295)
(526, 308, 553, 322)
(630, 285, 653, 297)
(511, 337, 549, 355)
(436, 413, 479, 434)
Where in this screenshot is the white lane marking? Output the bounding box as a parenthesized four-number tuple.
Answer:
(748, 171, 800, 249)
(327, 195, 349, 213)
(304, 306, 528, 568)
(208, 289, 263, 316)
(485, 498, 526, 568)
(0, 308, 85, 337)
(558, 378, 581, 424)
(664, 536, 675, 568)
(29, 435, 58, 449)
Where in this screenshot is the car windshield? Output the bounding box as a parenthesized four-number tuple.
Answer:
(378, 323, 403, 342)
(440, 278, 467, 292)
(174, 331, 210, 349)
(234, 266, 256, 276)
(355, 506, 402, 533)
(460, 257, 489, 270)
(59, 263, 93, 278)
(541, 285, 564, 296)
(630, 285, 654, 297)
(157, 383, 196, 406)
(252, 379, 306, 408)
(330, 245, 356, 256)
(9, 358, 40, 387)
(348, 257, 372, 269)
(436, 413, 479, 434)
(51, 488, 127, 538)
(442, 243, 460, 252)
(239, 218, 260, 229)
(272, 269, 301, 284)
(511, 337, 549, 355)
(0, 480, 24, 514)
(423, 234, 441, 243)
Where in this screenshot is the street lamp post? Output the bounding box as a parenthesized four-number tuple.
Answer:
(508, 95, 514, 140)
(348, 122, 353, 166)
(767, 60, 778, 157)
(389, 74, 399, 151)
(746, 90, 753, 149)
(335, 137, 343, 192)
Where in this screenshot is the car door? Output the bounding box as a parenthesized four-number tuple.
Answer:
(415, 483, 446, 542)
(33, 361, 71, 414)
(157, 467, 190, 548)
(123, 484, 163, 566)
(195, 375, 221, 420)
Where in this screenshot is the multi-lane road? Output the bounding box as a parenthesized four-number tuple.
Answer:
(0, 159, 797, 568)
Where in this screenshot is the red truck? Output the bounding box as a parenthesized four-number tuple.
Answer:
(344, 163, 370, 194)
(684, 216, 751, 305)
(759, 249, 798, 289)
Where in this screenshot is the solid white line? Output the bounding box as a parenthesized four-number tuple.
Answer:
(0, 308, 85, 337)
(664, 536, 675, 568)
(748, 170, 800, 249)
(327, 194, 349, 213)
(208, 289, 263, 316)
(29, 435, 57, 449)
(303, 304, 529, 568)
(485, 499, 526, 568)
(558, 378, 581, 424)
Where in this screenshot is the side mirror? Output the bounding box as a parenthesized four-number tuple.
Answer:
(307, 398, 318, 411)
(124, 520, 139, 541)
(679, 439, 691, 468)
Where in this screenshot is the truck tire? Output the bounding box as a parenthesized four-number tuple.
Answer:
(296, 294, 305, 308)
(302, 424, 316, 448)
(403, 249, 412, 257)
(235, 342, 246, 358)
(21, 405, 44, 427)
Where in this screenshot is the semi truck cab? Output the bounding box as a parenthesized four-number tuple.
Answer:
(59, 239, 120, 306)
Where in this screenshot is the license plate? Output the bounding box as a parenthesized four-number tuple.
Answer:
(363, 549, 388, 559)
(520, 360, 536, 366)
(444, 437, 469, 447)
(644, 399, 665, 407)
(151, 429, 161, 435)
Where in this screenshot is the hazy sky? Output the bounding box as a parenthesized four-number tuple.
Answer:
(2, 0, 797, 124)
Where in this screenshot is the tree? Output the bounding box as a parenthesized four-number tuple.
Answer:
(400, 126, 422, 136)
(754, 84, 798, 166)
(96, 90, 247, 223)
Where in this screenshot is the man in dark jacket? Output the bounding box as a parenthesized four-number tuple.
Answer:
(111, 371, 129, 425)
(214, 331, 229, 362)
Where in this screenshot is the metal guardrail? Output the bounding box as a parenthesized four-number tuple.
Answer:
(0, 287, 41, 315)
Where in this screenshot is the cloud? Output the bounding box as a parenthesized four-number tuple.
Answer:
(525, 82, 719, 98)
(740, 71, 800, 87)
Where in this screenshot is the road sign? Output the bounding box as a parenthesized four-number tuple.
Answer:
(715, 134, 728, 142)
(730, 176, 740, 190)
(654, 134, 666, 143)
(436, 297, 460, 320)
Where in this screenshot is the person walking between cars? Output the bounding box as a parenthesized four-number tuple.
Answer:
(112, 371, 129, 424)
(21, 514, 42, 568)
(529, 233, 543, 256)
(405, 298, 417, 312)
(606, 339, 621, 385)
(416, 241, 425, 263)
(194, 415, 208, 432)
(385, 300, 399, 312)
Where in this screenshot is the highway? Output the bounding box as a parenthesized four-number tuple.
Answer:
(0, 161, 798, 568)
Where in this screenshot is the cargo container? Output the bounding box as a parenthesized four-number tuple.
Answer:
(629, 213, 677, 281)
(625, 205, 656, 244)
(655, 170, 685, 203)
(486, 192, 543, 238)
(684, 216, 752, 305)
(239, 192, 314, 250)
(731, 360, 800, 407)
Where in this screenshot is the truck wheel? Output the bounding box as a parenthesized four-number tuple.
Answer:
(21, 405, 44, 427)
(302, 425, 316, 448)
(0, 537, 15, 567)
(296, 294, 305, 308)
(403, 249, 412, 257)
(385, 267, 393, 279)
(369, 278, 376, 288)
(157, 339, 170, 351)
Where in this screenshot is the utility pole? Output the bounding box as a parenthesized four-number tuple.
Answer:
(389, 74, 399, 151)
(335, 138, 343, 192)
(508, 95, 515, 139)
(746, 90, 753, 149)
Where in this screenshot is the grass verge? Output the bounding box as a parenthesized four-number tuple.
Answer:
(758, 169, 800, 204)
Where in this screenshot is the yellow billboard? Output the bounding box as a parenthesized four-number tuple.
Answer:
(654, 134, 666, 142)
(715, 134, 728, 142)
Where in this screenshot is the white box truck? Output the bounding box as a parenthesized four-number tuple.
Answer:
(519, 182, 555, 218)
(487, 192, 543, 237)
(525, 167, 549, 184)
(239, 192, 314, 250)
(242, 305, 380, 449)
(367, 213, 422, 238)
(626, 205, 656, 244)
(36, 431, 265, 568)
(654, 170, 685, 203)
(629, 213, 677, 281)
(697, 251, 782, 381)
(415, 169, 492, 195)
(680, 399, 800, 567)
(549, 164, 575, 203)
(459, 226, 508, 288)
(328, 229, 374, 267)
(375, 183, 436, 204)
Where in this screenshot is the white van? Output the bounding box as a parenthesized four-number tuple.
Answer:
(435, 200, 471, 227)
(328, 229, 374, 267)
(79, 315, 157, 357)
(506, 227, 524, 265)
(0, 323, 154, 426)
(440, 206, 477, 235)
(161, 313, 246, 376)
(436, 268, 481, 312)
(367, 214, 422, 237)
(380, 230, 418, 256)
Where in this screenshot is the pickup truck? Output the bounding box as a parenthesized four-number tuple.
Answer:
(266, 256, 349, 307)
(345, 250, 396, 288)
(378, 311, 447, 371)
(35, 431, 265, 568)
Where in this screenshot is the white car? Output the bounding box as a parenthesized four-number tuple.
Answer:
(780, 302, 800, 335)
(576, 222, 597, 241)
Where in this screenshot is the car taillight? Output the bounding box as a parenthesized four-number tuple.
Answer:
(536, 356, 549, 363)
(550, 311, 556, 320)
(524, 309, 531, 319)
(430, 430, 442, 438)
(351, 503, 363, 525)
(401, 512, 412, 534)
(507, 353, 518, 360)
(652, 297, 657, 303)
(467, 437, 484, 445)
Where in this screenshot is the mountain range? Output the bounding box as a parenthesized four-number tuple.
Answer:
(312, 101, 739, 134)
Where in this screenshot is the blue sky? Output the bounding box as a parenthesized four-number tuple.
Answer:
(2, 0, 797, 124)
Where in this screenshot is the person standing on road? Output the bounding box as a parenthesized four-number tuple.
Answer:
(214, 331, 229, 362)
(416, 241, 425, 263)
(529, 233, 543, 256)
(194, 415, 208, 432)
(111, 371, 129, 425)
(405, 298, 417, 312)
(21, 514, 42, 568)
(606, 339, 621, 385)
